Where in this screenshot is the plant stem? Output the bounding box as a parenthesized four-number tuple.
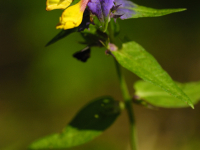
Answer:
(107, 19, 137, 149)
(115, 59, 138, 150)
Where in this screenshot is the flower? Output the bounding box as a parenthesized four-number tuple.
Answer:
(87, 0, 114, 23)
(46, 0, 136, 30)
(46, 0, 73, 11)
(56, 1, 86, 30)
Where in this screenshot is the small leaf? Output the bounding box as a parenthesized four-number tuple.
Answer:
(80, 21, 109, 47)
(108, 18, 120, 37)
(45, 28, 77, 47)
(29, 96, 120, 149)
(111, 41, 194, 108)
(113, 0, 186, 20)
(134, 80, 200, 108)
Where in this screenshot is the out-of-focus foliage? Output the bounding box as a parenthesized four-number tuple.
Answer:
(134, 80, 200, 108)
(29, 97, 120, 149)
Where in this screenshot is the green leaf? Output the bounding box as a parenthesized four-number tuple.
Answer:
(69, 0, 80, 6)
(29, 96, 120, 149)
(132, 5, 186, 18)
(107, 19, 120, 37)
(80, 20, 109, 47)
(134, 80, 200, 108)
(45, 28, 77, 47)
(111, 41, 194, 109)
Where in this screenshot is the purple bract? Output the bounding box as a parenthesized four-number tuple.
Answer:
(87, 0, 114, 23)
(113, 0, 136, 19)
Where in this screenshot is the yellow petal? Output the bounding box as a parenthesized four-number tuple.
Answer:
(46, 0, 73, 11)
(56, 1, 84, 30)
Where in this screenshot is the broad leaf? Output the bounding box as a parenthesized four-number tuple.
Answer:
(134, 80, 200, 108)
(29, 96, 120, 149)
(113, 0, 186, 20)
(111, 41, 194, 108)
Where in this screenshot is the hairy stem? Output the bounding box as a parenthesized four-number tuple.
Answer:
(115, 59, 138, 150)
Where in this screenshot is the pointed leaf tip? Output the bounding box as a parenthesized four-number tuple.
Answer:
(113, 0, 187, 20)
(45, 28, 77, 47)
(134, 80, 200, 108)
(190, 104, 194, 109)
(112, 41, 194, 108)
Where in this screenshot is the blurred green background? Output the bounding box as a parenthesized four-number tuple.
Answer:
(1, 0, 200, 150)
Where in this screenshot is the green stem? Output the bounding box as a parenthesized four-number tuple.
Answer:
(107, 20, 137, 150)
(115, 59, 138, 150)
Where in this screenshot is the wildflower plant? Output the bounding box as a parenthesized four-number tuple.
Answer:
(29, 0, 200, 150)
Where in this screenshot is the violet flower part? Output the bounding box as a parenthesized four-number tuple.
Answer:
(87, 0, 114, 23)
(113, 0, 136, 20)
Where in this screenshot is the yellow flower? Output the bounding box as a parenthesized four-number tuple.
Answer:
(46, 0, 73, 11)
(56, 1, 85, 30)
